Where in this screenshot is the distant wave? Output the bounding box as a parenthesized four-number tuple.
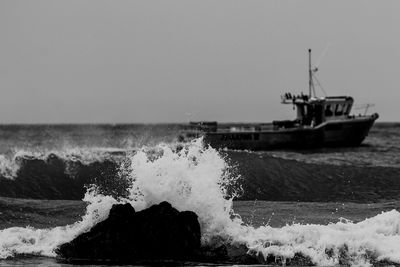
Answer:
(226, 150, 400, 202)
(0, 148, 133, 200)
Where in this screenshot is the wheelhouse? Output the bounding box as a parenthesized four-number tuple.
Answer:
(275, 49, 356, 129)
(279, 94, 354, 128)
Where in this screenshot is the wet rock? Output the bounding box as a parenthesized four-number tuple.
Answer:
(197, 236, 259, 264)
(56, 201, 201, 264)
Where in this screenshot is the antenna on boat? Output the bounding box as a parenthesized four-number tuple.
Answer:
(308, 48, 328, 98)
(314, 42, 331, 71)
(308, 49, 316, 98)
(354, 104, 375, 115)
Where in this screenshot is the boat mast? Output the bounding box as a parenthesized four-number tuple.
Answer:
(308, 49, 316, 98)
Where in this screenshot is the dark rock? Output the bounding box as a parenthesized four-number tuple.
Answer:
(56, 201, 201, 264)
(56, 201, 278, 265)
(199, 242, 259, 264)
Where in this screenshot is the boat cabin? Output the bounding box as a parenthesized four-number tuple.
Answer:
(273, 49, 358, 129)
(275, 94, 354, 128)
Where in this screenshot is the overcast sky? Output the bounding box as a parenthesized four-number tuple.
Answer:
(0, 0, 399, 123)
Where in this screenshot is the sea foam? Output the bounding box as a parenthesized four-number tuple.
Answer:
(1, 139, 400, 266)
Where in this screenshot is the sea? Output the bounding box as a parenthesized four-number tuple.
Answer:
(1, 122, 400, 266)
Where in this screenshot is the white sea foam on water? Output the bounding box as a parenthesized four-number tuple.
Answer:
(1, 139, 400, 266)
(0, 191, 117, 258)
(228, 210, 400, 266)
(0, 154, 19, 179)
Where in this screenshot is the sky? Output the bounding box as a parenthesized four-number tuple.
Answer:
(0, 0, 399, 123)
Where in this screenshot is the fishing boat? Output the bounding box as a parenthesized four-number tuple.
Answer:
(180, 49, 379, 150)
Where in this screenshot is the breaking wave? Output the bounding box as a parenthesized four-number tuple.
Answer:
(2, 145, 400, 202)
(1, 139, 400, 265)
(0, 147, 135, 199)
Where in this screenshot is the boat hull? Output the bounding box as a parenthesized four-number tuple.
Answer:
(323, 114, 378, 147)
(197, 114, 378, 150)
(203, 127, 325, 151)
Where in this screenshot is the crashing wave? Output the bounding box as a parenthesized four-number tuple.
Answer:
(1, 139, 400, 266)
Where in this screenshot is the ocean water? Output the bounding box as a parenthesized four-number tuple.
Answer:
(0, 123, 400, 266)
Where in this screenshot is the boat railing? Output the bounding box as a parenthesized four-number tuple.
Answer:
(185, 122, 275, 133)
(187, 121, 218, 132)
(272, 119, 301, 129)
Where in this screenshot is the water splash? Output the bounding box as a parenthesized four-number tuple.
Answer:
(0, 189, 117, 258)
(124, 138, 242, 239)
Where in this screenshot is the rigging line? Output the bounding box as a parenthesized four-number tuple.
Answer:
(312, 73, 327, 97)
(314, 42, 331, 69)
